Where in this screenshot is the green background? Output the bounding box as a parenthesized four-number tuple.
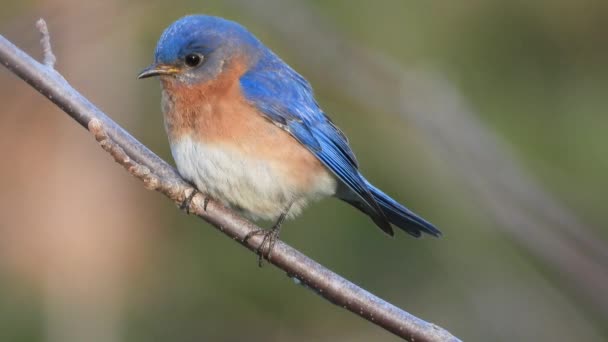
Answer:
(0, 1, 606, 341)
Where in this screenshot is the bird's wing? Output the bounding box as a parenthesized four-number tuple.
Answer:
(240, 58, 393, 235)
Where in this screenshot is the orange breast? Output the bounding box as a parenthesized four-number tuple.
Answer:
(160, 59, 330, 192)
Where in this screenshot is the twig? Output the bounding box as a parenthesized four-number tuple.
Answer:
(36, 19, 56, 68)
(0, 21, 460, 342)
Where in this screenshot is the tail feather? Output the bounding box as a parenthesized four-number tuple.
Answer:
(347, 180, 441, 238)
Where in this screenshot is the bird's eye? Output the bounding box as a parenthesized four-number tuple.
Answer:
(184, 53, 203, 67)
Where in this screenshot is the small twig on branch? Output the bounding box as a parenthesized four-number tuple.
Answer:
(0, 21, 460, 342)
(35, 19, 56, 68)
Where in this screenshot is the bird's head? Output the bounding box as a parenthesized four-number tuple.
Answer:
(138, 15, 263, 84)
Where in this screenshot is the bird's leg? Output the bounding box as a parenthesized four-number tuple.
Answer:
(261, 209, 289, 264)
(244, 203, 292, 267)
(180, 185, 200, 215)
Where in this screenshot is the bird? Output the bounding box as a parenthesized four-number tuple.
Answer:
(138, 15, 441, 260)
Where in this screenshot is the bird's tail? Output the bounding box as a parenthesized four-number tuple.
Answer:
(343, 179, 442, 238)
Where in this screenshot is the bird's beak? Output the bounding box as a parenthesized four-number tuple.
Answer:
(137, 63, 181, 79)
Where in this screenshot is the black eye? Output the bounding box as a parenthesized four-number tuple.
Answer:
(184, 53, 202, 67)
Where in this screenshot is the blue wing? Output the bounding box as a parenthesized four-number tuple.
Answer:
(240, 55, 393, 235)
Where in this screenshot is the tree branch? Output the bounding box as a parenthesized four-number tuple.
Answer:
(0, 20, 460, 342)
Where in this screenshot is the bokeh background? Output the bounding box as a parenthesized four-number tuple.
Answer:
(1, 1, 607, 341)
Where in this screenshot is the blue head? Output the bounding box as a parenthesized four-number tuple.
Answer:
(138, 15, 264, 83)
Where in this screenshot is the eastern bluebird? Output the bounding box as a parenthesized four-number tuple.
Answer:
(138, 15, 440, 256)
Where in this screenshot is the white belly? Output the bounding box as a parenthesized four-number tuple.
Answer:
(170, 136, 337, 222)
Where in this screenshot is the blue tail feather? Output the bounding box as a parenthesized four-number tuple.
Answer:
(363, 180, 441, 238)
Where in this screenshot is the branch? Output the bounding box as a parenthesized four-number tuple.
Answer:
(0, 20, 460, 342)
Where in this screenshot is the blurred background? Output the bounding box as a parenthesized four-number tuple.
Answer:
(1, 0, 607, 341)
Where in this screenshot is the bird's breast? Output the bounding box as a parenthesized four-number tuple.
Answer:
(159, 78, 337, 221)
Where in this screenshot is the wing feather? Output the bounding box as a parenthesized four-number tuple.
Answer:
(239, 56, 392, 234)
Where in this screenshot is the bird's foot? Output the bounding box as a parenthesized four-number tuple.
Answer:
(243, 205, 290, 267)
(180, 187, 200, 214)
(244, 224, 281, 267)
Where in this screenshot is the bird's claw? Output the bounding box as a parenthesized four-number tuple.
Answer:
(203, 196, 210, 211)
(244, 228, 280, 267)
(180, 188, 199, 214)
